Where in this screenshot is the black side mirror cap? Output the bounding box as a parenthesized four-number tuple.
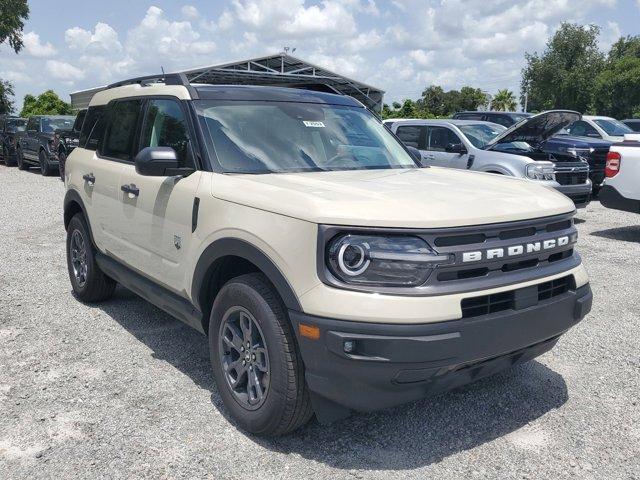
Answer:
(445, 143, 467, 154)
(134, 146, 193, 177)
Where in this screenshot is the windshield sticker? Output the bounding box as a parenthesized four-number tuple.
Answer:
(303, 121, 326, 128)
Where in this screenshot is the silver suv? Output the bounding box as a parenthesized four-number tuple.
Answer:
(385, 111, 593, 208)
(63, 74, 592, 435)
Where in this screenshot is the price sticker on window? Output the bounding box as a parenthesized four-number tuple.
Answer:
(303, 121, 326, 128)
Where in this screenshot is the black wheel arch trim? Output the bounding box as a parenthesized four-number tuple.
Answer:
(63, 189, 97, 247)
(192, 238, 302, 314)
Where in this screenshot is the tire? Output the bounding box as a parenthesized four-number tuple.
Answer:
(16, 147, 28, 170)
(209, 273, 312, 436)
(66, 213, 116, 302)
(3, 145, 16, 167)
(59, 151, 66, 181)
(40, 150, 54, 176)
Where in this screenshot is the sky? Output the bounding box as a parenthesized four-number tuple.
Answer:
(1, 0, 639, 111)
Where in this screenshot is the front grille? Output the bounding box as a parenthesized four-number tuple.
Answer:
(461, 275, 574, 318)
(556, 171, 589, 185)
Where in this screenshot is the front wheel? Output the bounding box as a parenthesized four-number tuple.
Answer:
(58, 151, 67, 181)
(40, 150, 54, 176)
(209, 273, 312, 436)
(66, 213, 116, 302)
(16, 148, 28, 170)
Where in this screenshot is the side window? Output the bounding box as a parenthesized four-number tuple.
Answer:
(80, 106, 107, 151)
(140, 99, 193, 168)
(566, 121, 599, 138)
(73, 110, 87, 133)
(100, 100, 142, 160)
(27, 117, 38, 131)
(486, 114, 513, 128)
(395, 125, 426, 149)
(427, 127, 462, 152)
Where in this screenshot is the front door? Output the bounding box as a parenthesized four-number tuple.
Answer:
(425, 126, 470, 170)
(117, 98, 201, 293)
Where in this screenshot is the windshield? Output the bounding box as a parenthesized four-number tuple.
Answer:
(458, 123, 506, 148)
(42, 117, 74, 134)
(593, 119, 633, 136)
(7, 119, 26, 131)
(196, 101, 417, 173)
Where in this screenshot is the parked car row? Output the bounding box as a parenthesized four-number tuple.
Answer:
(386, 110, 640, 205)
(0, 111, 86, 180)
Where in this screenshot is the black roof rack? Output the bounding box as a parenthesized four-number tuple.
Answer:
(105, 72, 199, 99)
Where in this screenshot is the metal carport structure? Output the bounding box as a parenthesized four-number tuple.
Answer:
(70, 53, 384, 112)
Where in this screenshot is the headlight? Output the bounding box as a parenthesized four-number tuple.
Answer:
(526, 162, 556, 181)
(326, 234, 452, 287)
(566, 147, 593, 158)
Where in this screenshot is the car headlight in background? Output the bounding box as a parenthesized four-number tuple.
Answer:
(526, 162, 556, 181)
(326, 234, 452, 287)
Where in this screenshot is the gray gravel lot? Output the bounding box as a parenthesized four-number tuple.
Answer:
(0, 164, 639, 479)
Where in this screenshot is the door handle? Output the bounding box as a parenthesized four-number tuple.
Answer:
(120, 183, 140, 197)
(82, 173, 95, 185)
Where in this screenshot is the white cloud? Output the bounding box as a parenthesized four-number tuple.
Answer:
(22, 32, 57, 57)
(181, 5, 200, 19)
(45, 60, 85, 82)
(65, 23, 122, 54)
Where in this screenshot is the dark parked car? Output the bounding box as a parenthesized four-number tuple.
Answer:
(547, 131, 612, 193)
(0, 115, 27, 166)
(452, 111, 531, 128)
(57, 109, 86, 180)
(621, 119, 640, 132)
(16, 115, 75, 175)
(453, 111, 611, 193)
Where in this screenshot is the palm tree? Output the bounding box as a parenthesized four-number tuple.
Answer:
(491, 89, 518, 112)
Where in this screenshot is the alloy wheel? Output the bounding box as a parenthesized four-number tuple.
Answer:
(70, 230, 88, 288)
(218, 306, 270, 410)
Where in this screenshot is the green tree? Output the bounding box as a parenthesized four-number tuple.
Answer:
(458, 86, 488, 112)
(491, 89, 517, 111)
(520, 23, 605, 112)
(594, 36, 640, 118)
(20, 90, 72, 117)
(0, 79, 15, 114)
(608, 35, 640, 61)
(420, 85, 447, 116)
(0, 0, 30, 53)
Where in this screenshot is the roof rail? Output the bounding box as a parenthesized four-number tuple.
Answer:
(105, 72, 199, 99)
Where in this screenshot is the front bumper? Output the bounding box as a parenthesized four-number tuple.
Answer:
(291, 283, 592, 422)
(554, 182, 592, 208)
(599, 185, 640, 214)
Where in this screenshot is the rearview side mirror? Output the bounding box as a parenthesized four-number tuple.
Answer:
(445, 143, 467, 154)
(134, 147, 193, 177)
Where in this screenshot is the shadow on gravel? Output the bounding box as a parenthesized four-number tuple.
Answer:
(591, 226, 640, 244)
(97, 286, 568, 471)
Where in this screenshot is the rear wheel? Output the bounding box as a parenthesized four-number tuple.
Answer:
(209, 273, 312, 436)
(16, 147, 28, 170)
(40, 150, 54, 176)
(66, 213, 116, 302)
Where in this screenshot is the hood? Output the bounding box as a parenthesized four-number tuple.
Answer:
(485, 110, 581, 150)
(211, 168, 575, 229)
(548, 134, 612, 148)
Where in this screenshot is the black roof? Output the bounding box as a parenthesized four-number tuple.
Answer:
(193, 84, 364, 107)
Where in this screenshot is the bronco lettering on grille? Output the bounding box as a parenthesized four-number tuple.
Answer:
(462, 236, 571, 263)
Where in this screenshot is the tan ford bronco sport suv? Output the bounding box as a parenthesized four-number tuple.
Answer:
(63, 74, 592, 436)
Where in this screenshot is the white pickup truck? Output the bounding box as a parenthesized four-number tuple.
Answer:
(599, 133, 640, 214)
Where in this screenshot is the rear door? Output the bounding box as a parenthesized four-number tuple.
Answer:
(425, 126, 469, 169)
(117, 97, 201, 292)
(394, 124, 429, 164)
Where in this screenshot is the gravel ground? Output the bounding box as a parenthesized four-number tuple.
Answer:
(0, 164, 639, 480)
